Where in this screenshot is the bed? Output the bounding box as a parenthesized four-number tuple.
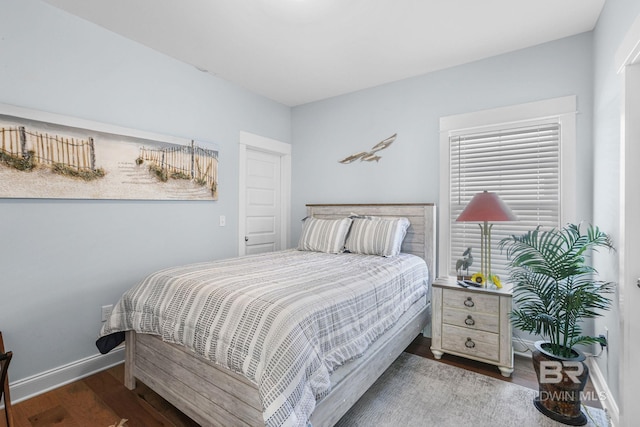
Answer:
(97, 203, 436, 427)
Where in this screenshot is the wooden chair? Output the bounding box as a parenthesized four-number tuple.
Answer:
(0, 332, 12, 427)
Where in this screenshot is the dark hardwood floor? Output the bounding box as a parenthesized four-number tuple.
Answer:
(3, 335, 601, 427)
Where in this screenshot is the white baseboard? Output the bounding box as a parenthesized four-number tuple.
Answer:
(6, 347, 125, 405)
(586, 357, 619, 426)
(512, 336, 536, 357)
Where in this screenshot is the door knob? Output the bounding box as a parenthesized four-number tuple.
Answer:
(637, 278, 640, 288)
(245, 236, 249, 242)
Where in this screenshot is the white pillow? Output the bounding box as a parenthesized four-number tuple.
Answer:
(345, 216, 410, 257)
(297, 217, 353, 254)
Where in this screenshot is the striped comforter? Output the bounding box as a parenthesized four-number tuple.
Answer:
(97, 249, 429, 427)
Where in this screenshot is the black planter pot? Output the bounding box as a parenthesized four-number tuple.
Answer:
(532, 341, 589, 426)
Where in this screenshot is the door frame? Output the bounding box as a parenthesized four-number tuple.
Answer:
(238, 131, 291, 256)
(615, 13, 640, 427)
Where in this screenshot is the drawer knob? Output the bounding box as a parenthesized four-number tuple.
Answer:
(465, 338, 476, 348)
(464, 315, 475, 326)
(463, 297, 475, 308)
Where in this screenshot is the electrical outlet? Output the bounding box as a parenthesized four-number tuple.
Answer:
(101, 304, 113, 322)
(598, 334, 607, 347)
(598, 327, 609, 354)
(219, 215, 226, 227)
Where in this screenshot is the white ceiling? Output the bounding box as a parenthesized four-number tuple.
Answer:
(43, 0, 605, 106)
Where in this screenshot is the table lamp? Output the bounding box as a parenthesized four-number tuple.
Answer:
(456, 191, 517, 287)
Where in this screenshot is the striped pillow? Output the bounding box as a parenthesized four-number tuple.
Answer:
(297, 217, 353, 254)
(345, 216, 410, 257)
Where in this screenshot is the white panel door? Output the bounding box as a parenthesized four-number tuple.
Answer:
(617, 17, 640, 426)
(620, 62, 640, 427)
(238, 131, 291, 257)
(244, 149, 281, 254)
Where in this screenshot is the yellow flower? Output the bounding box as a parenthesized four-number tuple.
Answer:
(471, 272, 485, 285)
(491, 275, 502, 289)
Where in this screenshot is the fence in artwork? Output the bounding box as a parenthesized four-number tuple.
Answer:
(0, 126, 96, 171)
(138, 141, 218, 191)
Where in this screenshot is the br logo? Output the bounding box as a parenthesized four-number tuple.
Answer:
(539, 361, 584, 384)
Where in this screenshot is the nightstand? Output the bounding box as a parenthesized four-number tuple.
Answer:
(430, 277, 514, 377)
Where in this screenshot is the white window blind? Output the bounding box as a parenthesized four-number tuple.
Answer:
(448, 122, 561, 278)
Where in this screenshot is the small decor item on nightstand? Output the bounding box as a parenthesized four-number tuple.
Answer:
(469, 272, 503, 289)
(456, 191, 517, 287)
(491, 274, 502, 289)
(499, 223, 615, 426)
(470, 272, 485, 286)
(455, 247, 473, 279)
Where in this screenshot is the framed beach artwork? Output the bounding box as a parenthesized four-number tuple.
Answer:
(0, 104, 218, 201)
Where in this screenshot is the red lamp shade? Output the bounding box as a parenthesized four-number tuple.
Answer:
(456, 191, 517, 222)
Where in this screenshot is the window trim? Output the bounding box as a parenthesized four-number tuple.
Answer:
(438, 96, 577, 278)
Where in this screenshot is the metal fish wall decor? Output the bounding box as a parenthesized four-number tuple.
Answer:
(338, 133, 397, 164)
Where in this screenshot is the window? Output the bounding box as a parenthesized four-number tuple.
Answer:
(438, 96, 576, 279)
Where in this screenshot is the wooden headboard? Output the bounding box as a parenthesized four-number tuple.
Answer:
(306, 203, 437, 285)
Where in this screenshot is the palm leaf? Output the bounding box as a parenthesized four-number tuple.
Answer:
(499, 223, 615, 357)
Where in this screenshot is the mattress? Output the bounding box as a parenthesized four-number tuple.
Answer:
(96, 249, 429, 427)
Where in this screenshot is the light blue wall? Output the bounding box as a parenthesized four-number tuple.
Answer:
(592, 0, 640, 406)
(291, 33, 595, 246)
(0, 0, 290, 384)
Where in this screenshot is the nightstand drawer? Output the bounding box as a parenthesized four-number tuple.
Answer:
(442, 308, 499, 333)
(441, 324, 500, 361)
(442, 288, 499, 313)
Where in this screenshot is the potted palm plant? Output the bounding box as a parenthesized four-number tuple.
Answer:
(498, 223, 615, 426)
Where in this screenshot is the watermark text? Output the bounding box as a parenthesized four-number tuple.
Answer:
(539, 361, 583, 384)
(539, 391, 607, 402)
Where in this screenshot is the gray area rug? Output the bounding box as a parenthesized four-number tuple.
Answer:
(335, 352, 609, 427)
